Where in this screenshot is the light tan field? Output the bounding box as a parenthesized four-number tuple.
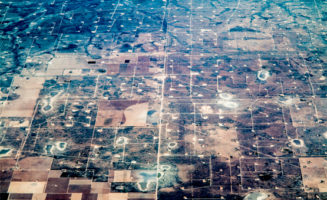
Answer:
(299, 157, 327, 192)
(8, 182, 46, 193)
(185, 126, 240, 158)
(108, 193, 128, 200)
(113, 170, 133, 182)
(96, 100, 149, 127)
(0, 76, 45, 117)
(123, 102, 149, 126)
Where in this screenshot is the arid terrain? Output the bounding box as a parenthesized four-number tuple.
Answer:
(0, 0, 327, 199)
